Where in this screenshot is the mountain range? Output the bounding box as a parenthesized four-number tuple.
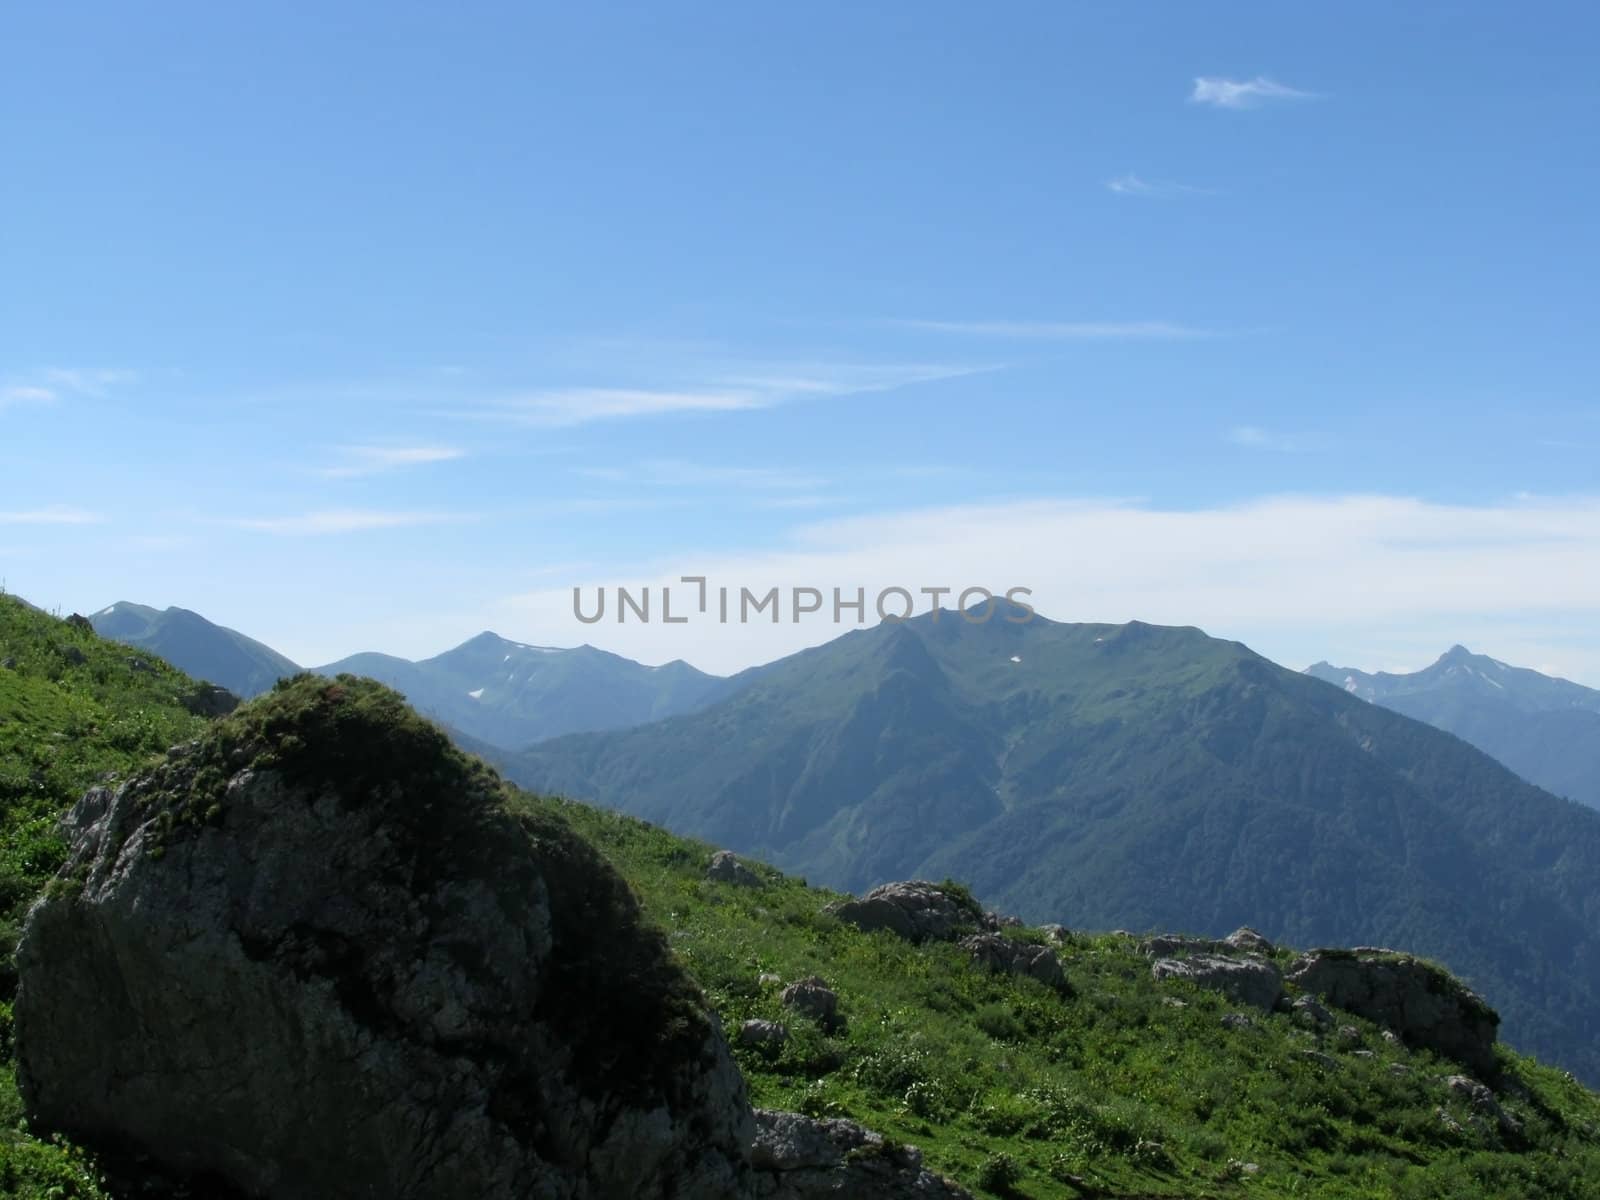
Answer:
(508, 607, 1600, 1084)
(1307, 645, 1600, 810)
(89, 603, 730, 749)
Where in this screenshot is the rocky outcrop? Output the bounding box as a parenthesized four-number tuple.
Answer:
(959, 934, 1068, 992)
(1287, 948, 1500, 1077)
(15, 676, 752, 1200)
(748, 1110, 972, 1199)
(707, 850, 764, 888)
(1140, 927, 1275, 958)
(829, 881, 988, 943)
(1151, 954, 1283, 1012)
(180, 682, 240, 718)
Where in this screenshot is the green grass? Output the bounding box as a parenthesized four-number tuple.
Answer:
(0, 594, 207, 1196)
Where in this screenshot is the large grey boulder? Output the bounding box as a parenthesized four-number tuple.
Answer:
(1151, 954, 1283, 1012)
(829, 880, 987, 943)
(959, 934, 1068, 992)
(1287, 948, 1500, 1077)
(15, 676, 751, 1200)
(748, 1110, 972, 1199)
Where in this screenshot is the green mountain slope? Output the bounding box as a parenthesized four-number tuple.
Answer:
(89, 602, 300, 698)
(315, 631, 729, 749)
(1, 594, 209, 1195)
(1307, 646, 1600, 809)
(510, 610, 1600, 1085)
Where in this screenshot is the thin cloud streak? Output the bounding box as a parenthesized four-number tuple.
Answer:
(576, 460, 828, 490)
(1190, 76, 1317, 109)
(1230, 426, 1333, 453)
(0, 507, 103, 525)
(1105, 174, 1216, 198)
(225, 509, 466, 535)
(894, 319, 1212, 340)
(318, 444, 467, 478)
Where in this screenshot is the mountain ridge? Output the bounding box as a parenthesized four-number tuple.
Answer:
(1306, 646, 1600, 808)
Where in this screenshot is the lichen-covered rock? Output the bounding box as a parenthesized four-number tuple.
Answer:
(1445, 1074, 1523, 1137)
(829, 881, 986, 943)
(15, 675, 751, 1200)
(738, 1020, 790, 1049)
(959, 933, 1068, 992)
(781, 976, 844, 1032)
(1292, 995, 1335, 1030)
(748, 1110, 971, 1199)
(1287, 948, 1500, 1076)
(707, 849, 764, 887)
(1151, 954, 1283, 1012)
(1224, 927, 1275, 955)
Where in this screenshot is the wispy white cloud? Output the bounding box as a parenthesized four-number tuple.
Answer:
(2, 367, 137, 409)
(0, 506, 103, 525)
(453, 360, 985, 428)
(1229, 426, 1332, 453)
(0, 385, 57, 408)
(1190, 76, 1317, 110)
(577, 460, 828, 490)
(318, 444, 466, 479)
(1105, 174, 1216, 198)
(472, 387, 768, 428)
(495, 492, 1600, 680)
(226, 509, 465, 535)
(894, 319, 1212, 340)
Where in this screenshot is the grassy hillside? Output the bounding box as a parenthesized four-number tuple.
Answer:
(1, 594, 207, 1196)
(534, 797, 1600, 1198)
(510, 612, 1600, 1085)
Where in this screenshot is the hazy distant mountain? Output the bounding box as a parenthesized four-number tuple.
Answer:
(510, 608, 1600, 1083)
(315, 632, 730, 749)
(1307, 646, 1600, 809)
(89, 602, 299, 697)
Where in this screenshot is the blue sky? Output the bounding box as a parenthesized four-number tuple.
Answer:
(4, 2, 1599, 679)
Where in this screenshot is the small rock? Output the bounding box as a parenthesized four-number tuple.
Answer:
(1351, 1049, 1377, 1059)
(128, 655, 154, 672)
(706, 850, 763, 888)
(61, 644, 87, 666)
(1224, 926, 1275, 955)
(1161, 996, 1187, 1008)
(1292, 995, 1334, 1030)
(66, 614, 95, 634)
(1297, 1050, 1340, 1070)
(181, 685, 240, 718)
(1445, 1074, 1523, 1137)
(1336, 1024, 1363, 1046)
(781, 976, 844, 1032)
(1221, 1012, 1256, 1031)
(1039, 923, 1070, 943)
(748, 1109, 971, 1198)
(758, 972, 783, 988)
(829, 881, 984, 944)
(737, 1020, 790, 1049)
(960, 933, 1068, 992)
(1389, 1062, 1413, 1077)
